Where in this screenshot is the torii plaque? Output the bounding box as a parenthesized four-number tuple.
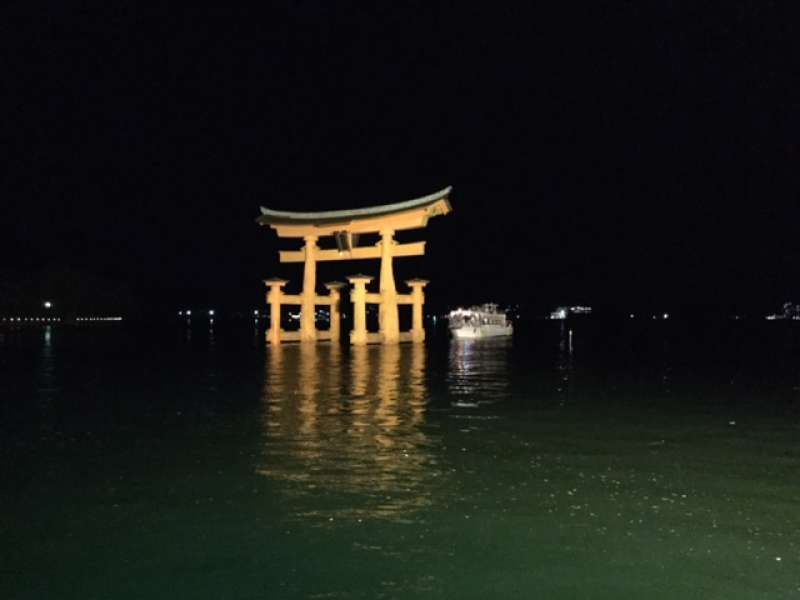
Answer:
(257, 187, 452, 345)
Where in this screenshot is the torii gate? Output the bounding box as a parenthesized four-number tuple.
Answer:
(257, 187, 452, 345)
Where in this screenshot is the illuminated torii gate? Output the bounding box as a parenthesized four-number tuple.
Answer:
(257, 187, 452, 345)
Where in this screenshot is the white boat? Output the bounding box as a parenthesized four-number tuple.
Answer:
(448, 304, 513, 339)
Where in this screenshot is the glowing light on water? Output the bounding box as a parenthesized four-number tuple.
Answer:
(76, 317, 123, 322)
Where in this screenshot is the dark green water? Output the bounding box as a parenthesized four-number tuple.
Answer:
(2, 321, 799, 598)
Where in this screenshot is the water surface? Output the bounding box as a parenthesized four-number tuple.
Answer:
(2, 320, 799, 598)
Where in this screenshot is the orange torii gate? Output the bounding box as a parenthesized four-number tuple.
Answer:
(257, 187, 452, 345)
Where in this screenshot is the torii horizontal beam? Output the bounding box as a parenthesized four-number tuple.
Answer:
(278, 241, 426, 263)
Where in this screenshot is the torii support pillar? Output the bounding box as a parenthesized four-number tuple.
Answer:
(323, 281, 345, 342)
(265, 278, 288, 346)
(405, 278, 429, 342)
(300, 235, 319, 342)
(348, 274, 373, 346)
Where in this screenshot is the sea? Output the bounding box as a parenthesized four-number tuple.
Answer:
(2, 318, 799, 599)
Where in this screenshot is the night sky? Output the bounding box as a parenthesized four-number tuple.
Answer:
(5, 4, 799, 317)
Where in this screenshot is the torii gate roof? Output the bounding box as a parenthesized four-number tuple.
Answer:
(257, 186, 452, 237)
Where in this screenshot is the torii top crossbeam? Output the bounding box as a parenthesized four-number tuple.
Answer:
(256, 186, 452, 238)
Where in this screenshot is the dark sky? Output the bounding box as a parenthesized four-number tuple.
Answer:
(5, 4, 799, 315)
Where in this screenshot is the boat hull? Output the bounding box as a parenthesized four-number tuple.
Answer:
(450, 324, 513, 339)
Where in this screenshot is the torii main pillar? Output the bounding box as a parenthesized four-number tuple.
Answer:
(300, 235, 318, 342)
(379, 229, 400, 343)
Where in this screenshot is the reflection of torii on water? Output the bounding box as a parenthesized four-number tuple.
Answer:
(259, 344, 432, 521)
(257, 187, 452, 345)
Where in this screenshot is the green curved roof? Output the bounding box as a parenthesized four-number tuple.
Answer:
(257, 186, 452, 226)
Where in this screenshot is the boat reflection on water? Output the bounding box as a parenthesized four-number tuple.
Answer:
(556, 321, 574, 401)
(447, 337, 512, 407)
(259, 342, 437, 523)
